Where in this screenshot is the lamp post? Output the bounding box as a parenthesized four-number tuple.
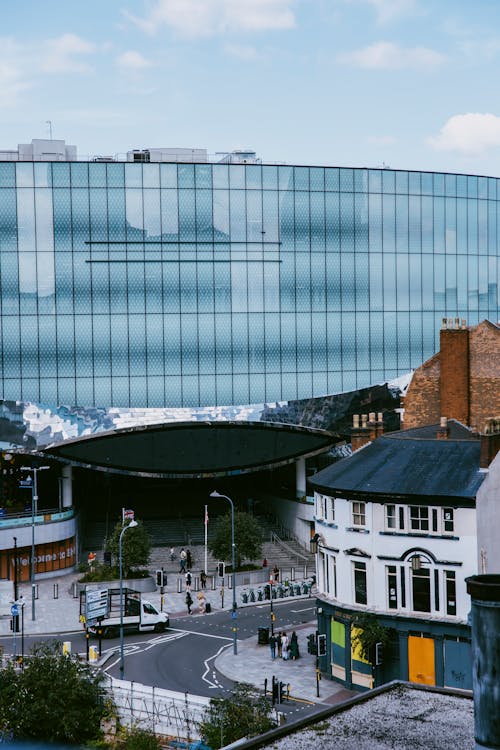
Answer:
(119, 519, 138, 679)
(21, 465, 49, 621)
(209, 491, 237, 655)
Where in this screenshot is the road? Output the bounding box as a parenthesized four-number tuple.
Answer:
(0, 599, 317, 700)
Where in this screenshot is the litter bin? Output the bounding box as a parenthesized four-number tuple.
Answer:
(205, 602, 211, 613)
(258, 626, 270, 645)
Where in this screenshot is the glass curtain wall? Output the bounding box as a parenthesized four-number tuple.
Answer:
(0, 161, 498, 408)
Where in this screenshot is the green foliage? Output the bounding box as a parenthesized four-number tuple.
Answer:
(198, 683, 274, 749)
(209, 511, 263, 569)
(79, 564, 151, 583)
(0, 641, 110, 743)
(352, 613, 394, 662)
(121, 726, 162, 750)
(105, 519, 152, 576)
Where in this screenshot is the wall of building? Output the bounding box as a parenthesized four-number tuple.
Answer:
(0, 161, 499, 410)
(262, 494, 314, 549)
(476, 451, 500, 573)
(404, 320, 500, 430)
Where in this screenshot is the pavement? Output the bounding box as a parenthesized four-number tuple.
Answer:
(0, 571, 353, 706)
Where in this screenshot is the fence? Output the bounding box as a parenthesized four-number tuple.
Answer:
(105, 676, 210, 742)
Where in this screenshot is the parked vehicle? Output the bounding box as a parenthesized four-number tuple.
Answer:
(80, 587, 169, 638)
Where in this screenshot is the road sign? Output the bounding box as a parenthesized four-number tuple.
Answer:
(85, 588, 108, 621)
(231, 610, 237, 619)
(11, 604, 18, 617)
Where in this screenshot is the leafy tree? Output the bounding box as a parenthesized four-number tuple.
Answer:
(198, 683, 274, 749)
(105, 519, 152, 576)
(352, 613, 394, 662)
(0, 641, 110, 743)
(209, 511, 263, 569)
(122, 726, 163, 750)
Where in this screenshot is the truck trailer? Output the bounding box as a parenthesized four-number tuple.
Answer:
(80, 587, 169, 638)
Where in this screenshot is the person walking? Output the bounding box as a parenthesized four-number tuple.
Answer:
(185, 590, 193, 614)
(197, 590, 206, 614)
(186, 549, 192, 570)
(200, 570, 207, 589)
(276, 631, 283, 658)
(185, 570, 192, 592)
(170, 546, 175, 562)
(179, 548, 187, 573)
(281, 632, 290, 660)
(290, 631, 300, 660)
(269, 633, 277, 660)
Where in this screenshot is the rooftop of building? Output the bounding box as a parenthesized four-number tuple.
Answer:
(253, 682, 474, 750)
(309, 419, 484, 502)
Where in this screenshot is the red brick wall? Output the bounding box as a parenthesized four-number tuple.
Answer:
(403, 354, 440, 429)
(403, 320, 500, 430)
(440, 327, 470, 425)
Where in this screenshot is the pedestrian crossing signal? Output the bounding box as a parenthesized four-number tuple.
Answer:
(156, 569, 165, 587)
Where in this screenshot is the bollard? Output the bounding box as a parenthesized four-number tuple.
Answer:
(466, 575, 500, 750)
(62, 641, 71, 656)
(211, 575, 216, 590)
(193, 576, 200, 591)
(177, 578, 182, 593)
(72, 581, 78, 598)
(291, 566, 295, 581)
(33, 584, 39, 600)
(89, 645, 98, 663)
(227, 575, 232, 590)
(53, 583, 59, 599)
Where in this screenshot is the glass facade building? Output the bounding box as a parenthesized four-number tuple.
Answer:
(0, 159, 499, 409)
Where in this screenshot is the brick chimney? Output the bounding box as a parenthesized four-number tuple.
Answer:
(437, 416, 449, 440)
(351, 413, 372, 451)
(440, 317, 470, 425)
(480, 418, 500, 468)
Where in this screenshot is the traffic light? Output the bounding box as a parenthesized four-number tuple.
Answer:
(217, 562, 225, 578)
(307, 633, 317, 655)
(156, 569, 165, 587)
(318, 633, 327, 656)
(375, 641, 383, 666)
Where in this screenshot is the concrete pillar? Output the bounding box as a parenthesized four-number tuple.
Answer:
(295, 457, 306, 500)
(61, 465, 73, 509)
(466, 574, 500, 749)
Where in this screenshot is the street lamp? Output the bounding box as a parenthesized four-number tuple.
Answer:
(119, 519, 138, 679)
(21, 465, 49, 621)
(209, 491, 237, 655)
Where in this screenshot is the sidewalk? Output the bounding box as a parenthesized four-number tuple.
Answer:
(0, 571, 350, 705)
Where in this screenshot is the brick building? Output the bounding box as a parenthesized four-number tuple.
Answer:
(402, 318, 500, 431)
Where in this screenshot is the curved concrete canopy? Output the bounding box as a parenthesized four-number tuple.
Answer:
(42, 421, 335, 478)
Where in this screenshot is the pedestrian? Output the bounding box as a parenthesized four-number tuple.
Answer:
(273, 565, 279, 583)
(186, 549, 192, 570)
(185, 570, 192, 591)
(170, 546, 175, 562)
(269, 633, 277, 660)
(262, 558, 268, 568)
(281, 632, 289, 660)
(179, 548, 187, 573)
(277, 631, 283, 658)
(197, 590, 206, 614)
(290, 631, 300, 660)
(186, 591, 193, 614)
(200, 570, 207, 589)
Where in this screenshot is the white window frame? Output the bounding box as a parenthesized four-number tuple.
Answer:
(353, 560, 367, 605)
(352, 501, 366, 528)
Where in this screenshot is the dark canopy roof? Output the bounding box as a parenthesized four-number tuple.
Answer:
(309, 422, 484, 505)
(42, 420, 335, 478)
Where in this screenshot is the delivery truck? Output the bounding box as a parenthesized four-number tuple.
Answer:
(80, 586, 169, 638)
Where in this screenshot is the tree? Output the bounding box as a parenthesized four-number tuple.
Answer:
(0, 641, 111, 743)
(198, 683, 274, 750)
(351, 613, 394, 662)
(105, 519, 152, 576)
(209, 511, 263, 569)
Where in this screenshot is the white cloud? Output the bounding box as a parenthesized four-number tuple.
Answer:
(224, 43, 261, 60)
(116, 50, 153, 70)
(124, 0, 296, 38)
(428, 113, 500, 157)
(365, 0, 418, 24)
(337, 41, 445, 70)
(42, 33, 96, 74)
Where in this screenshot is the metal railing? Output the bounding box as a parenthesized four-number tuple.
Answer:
(270, 531, 311, 564)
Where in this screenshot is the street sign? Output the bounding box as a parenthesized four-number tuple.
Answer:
(11, 604, 18, 617)
(231, 611, 237, 619)
(85, 588, 108, 621)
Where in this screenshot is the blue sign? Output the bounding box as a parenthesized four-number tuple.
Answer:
(11, 604, 18, 617)
(231, 611, 237, 619)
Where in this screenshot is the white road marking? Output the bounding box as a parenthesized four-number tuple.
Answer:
(289, 607, 315, 613)
(202, 644, 230, 689)
(169, 627, 232, 641)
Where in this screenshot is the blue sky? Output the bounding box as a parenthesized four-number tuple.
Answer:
(2, 0, 500, 176)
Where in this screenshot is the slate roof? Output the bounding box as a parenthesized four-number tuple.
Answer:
(309, 421, 484, 503)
